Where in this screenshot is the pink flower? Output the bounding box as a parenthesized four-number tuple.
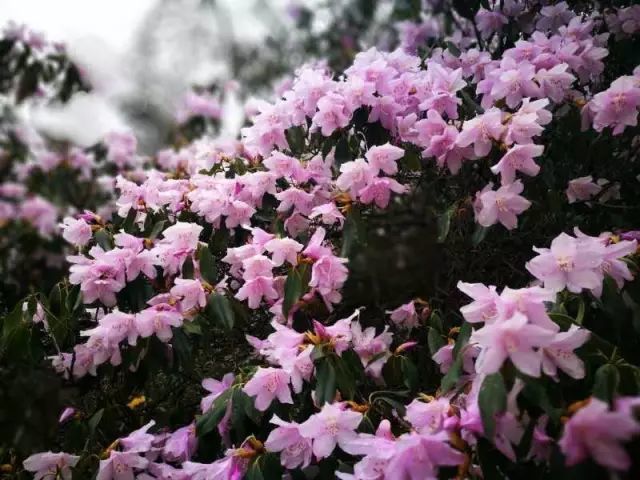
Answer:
(119, 420, 156, 452)
(265, 415, 313, 469)
(309, 203, 345, 227)
(566, 176, 602, 203)
(491, 144, 543, 185)
(264, 237, 303, 266)
(457, 282, 500, 324)
(405, 398, 451, 434)
(135, 302, 183, 342)
(526, 232, 604, 293)
(364, 143, 404, 175)
(383, 432, 464, 479)
(455, 108, 505, 157)
(471, 312, 555, 377)
(310, 254, 349, 306)
(336, 159, 377, 199)
(535, 64, 575, 103)
(474, 181, 531, 230)
(591, 76, 640, 135)
(475, 8, 508, 37)
(386, 301, 419, 329)
(61, 217, 92, 247)
(541, 325, 589, 379)
(152, 222, 203, 276)
(170, 278, 206, 312)
(559, 398, 640, 470)
(235, 276, 279, 309)
(58, 407, 76, 424)
(351, 321, 392, 378)
(243, 367, 293, 411)
(163, 424, 198, 462)
(312, 92, 351, 136)
(358, 177, 407, 208)
(201, 373, 235, 412)
(96, 451, 148, 480)
(23, 452, 80, 480)
(263, 152, 307, 181)
(298, 403, 363, 459)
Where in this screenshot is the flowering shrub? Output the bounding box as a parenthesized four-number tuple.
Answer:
(2, 1, 640, 479)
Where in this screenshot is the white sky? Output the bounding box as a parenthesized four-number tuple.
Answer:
(0, 0, 157, 52)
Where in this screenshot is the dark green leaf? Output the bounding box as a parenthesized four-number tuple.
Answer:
(315, 358, 337, 406)
(196, 388, 232, 437)
(94, 229, 113, 250)
(401, 357, 419, 390)
(478, 373, 507, 439)
(593, 364, 619, 404)
(205, 293, 235, 331)
(198, 246, 217, 284)
(283, 268, 304, 319)
(428, 328, 445, 355)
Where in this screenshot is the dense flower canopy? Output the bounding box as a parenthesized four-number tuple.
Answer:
(1, 1, 640, 479)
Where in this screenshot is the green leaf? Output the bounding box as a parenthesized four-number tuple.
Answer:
(196, 388, 232, 437)
(335, 136, 352, 165)
(198, 245, 217, 284)
(440, 355, 463, 393)
(436, 206, 456, 243)
(471, 224, 489, 246)
(341, 207, 363, 258)
(122, 208, 137, 233)
(205, 293, 235, 331)
(333, 355, 357, 400)
(453, 322, 472, 358)
(446, 41, 461, 57)
(315, 358, 337, 406)
(478, 373, 507, 439)
(282, 264, 310, 318)
(401, 357, 419, 390)
(182, 255, 195, 279)
(88, 408, 104, 434)
(149, 220, 166, 240)
(285, 126, 306, 156)
(593, 364, 619, 404)
(94, 229, 113, 250)
(428, 328, 445, 355)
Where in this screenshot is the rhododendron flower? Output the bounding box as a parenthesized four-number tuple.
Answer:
(364, 143, 404, 175)
(535, 64, 576, 102)
(61, 217, 92, 247)
(201, 373, 235, 412)
(387, 301, 419, 329)
(457, 282, 500, 324)
(594, 237, 637, 295)
(491, 143, 543, 184)
(264, 237, 303, 266)
(97, 451, 149, 480)
(298, 402, 363, 459)
(383, 432, 465, 479)
(471, 312, 555, 377)
(235, 276, 279, 309)
(152, 222, 203, 275)
(455, 107, 505, 157)
(243, 367, 293, 411)
(474, 180, 531, 230)
(23, 451, 80, 480)
(264, 415, 313, 469)
(119, 421, 156, 453)
(170, 278, 206, 312)
(358, 177, 407, 208)
(559, 398, 640, 470)
(309, 202, 345, 227)
(526, 232, 604, 293)
(163, 424, 197, 462)
(58, 407, 76, 424)
(541, 325, 589, 379)
(566, 176, 602, 203)
(135, 302, 183, 342)
(405, 398, 451, 434)
(336, 159, 377, 198)
(591, 76, 640, 135)
(351, 321, 392, 378)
